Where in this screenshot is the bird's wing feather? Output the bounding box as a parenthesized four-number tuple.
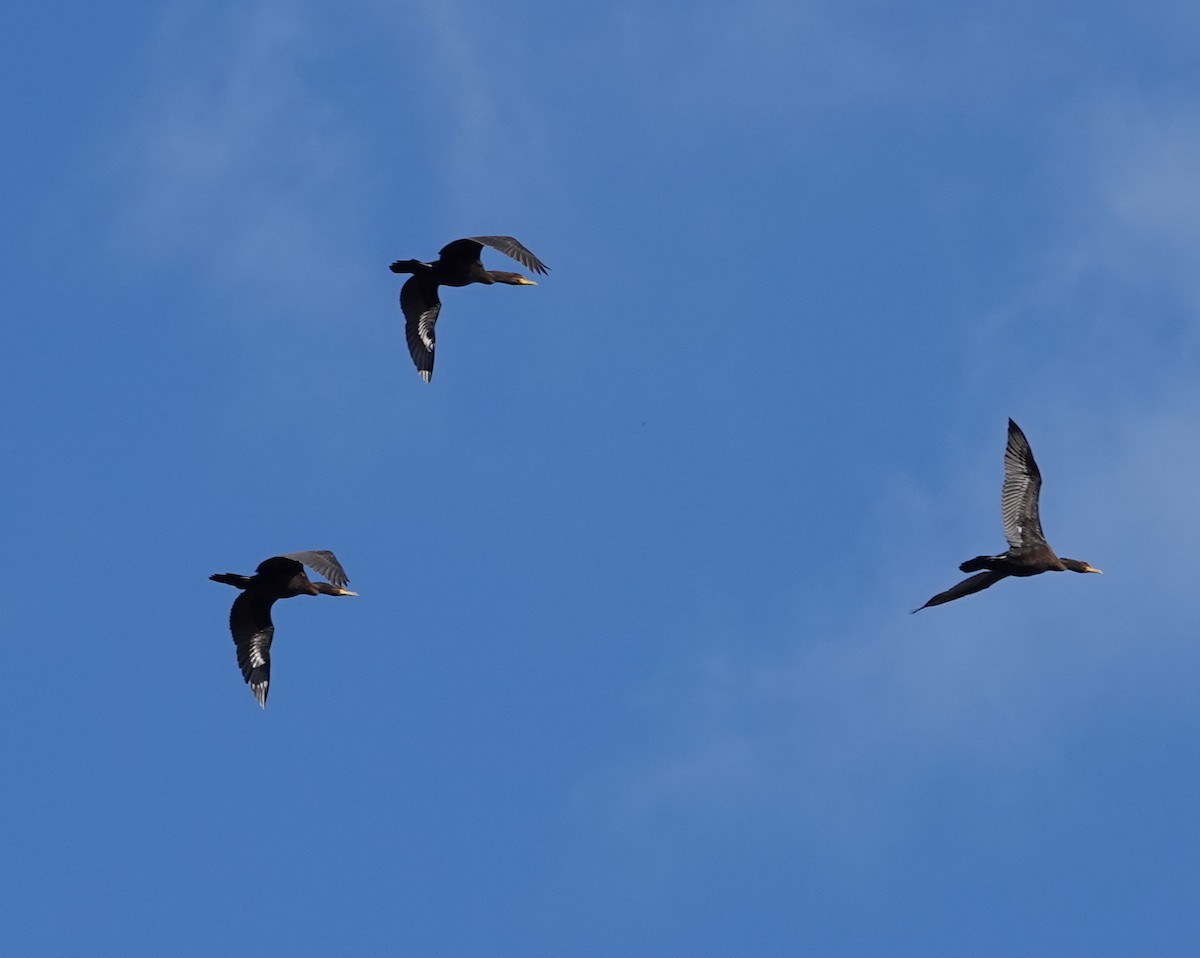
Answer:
(400, 276, 440, 382)
(465, 236, 549, 275)
(913, 571, 1008, 612)
(1001, 419, 1046, 550)
(230, 591, 275, 708)
(282, 550, 350, 590)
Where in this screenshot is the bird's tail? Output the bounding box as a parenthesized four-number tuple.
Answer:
(958, 555, 998, 573)
(210, 573, 251, 589)
(389, 259, 425, 275)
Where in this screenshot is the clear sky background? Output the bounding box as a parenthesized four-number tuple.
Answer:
(4, 0, 1200, 954)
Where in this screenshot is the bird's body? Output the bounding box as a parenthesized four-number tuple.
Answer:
(210, 551, 356, 707)
(914, 420, 1101, 612)
(390, 236, 548, 382)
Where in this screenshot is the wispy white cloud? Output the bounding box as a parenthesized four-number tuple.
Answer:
(399, 0, 560, 228)
(607, 0, 900, 120)
(597, 90, 1200, 862)
(1065, 98, 1200, 309)
(110, 1, 373, 322)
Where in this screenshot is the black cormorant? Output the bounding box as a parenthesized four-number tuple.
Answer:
(210, 551, 357, 707)
(389, 236, 548, 381)
(914, 420, 1102, 612)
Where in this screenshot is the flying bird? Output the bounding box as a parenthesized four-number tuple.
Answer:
(210, 551, 357, 707)
(389, 235, 549, 381)
(913, 419, 1102, 612)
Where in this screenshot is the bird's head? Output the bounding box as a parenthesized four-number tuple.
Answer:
(1062, 558, 1103, 574)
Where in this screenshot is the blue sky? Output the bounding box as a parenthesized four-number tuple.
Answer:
(5, 0, 1200, 954)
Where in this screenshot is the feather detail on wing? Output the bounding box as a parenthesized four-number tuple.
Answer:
(230, 591, 275, 708)
(1001, 419, 1046, 550)
(281, 551, 351, 590)
(451, 236, 550, 275)
(400, 276, 440, 382)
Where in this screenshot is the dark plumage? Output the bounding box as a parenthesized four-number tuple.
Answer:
(389, 235, 549, 381)
(210, 551, 357, 707)
(913, 419, 1102, 612)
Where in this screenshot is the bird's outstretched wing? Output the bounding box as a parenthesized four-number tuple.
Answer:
(230, 591, 276, 708)
(282, 550, 351, 590)
(400, 276, 440, 382)
(1001, 419, 1046, 550)
(912, 571, 1008, 612)
(439, 236, 549, 275)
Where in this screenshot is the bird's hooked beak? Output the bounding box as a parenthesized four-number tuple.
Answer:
(515, 277, 538, 285)
(1084, 565, 1103, 574)
(337, 588, 359, 596)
